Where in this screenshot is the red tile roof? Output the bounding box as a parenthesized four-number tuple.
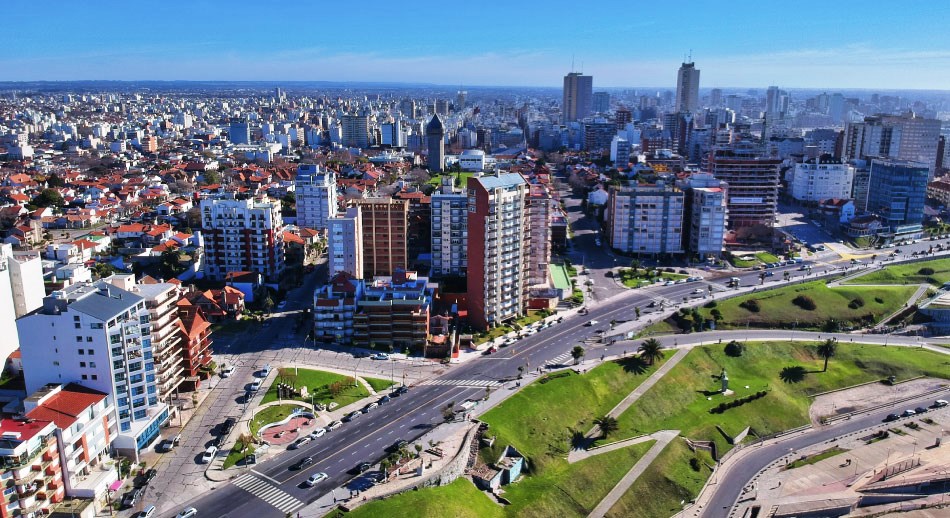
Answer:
(25, 384, 107, 430)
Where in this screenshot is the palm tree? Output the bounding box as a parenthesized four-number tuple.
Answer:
(638, 338, 664, 365)
(594, 415, 619, 439)
(629, 259, 641, 276)
(817, 338, 837, 372)
(571, 345, 586, 365)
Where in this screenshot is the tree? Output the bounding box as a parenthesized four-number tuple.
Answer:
(638, 338, 664, 365)
(629, 259, 641, 276)
(92, 262, 116, 279)
(634, 307, 641, 318)
(571, 345, 585, 365)
(817, 338, 837, 372)
(594, 415, 619, 439)
(201, 169, 221, 185)
(281, 192, 296, 208)
(260, 293, 275, 314)
(33, 189, 65, 208)
(45, 173, 65, 187)
(724, 340, 745, 357)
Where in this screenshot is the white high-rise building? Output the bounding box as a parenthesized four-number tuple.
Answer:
(430, 178, 468, 277)
(17, 281, 170, 458)
(790, 156, 854, 202)
(295, 164, 338, 231)
(684, 173, 727, 259)
(327, 206, 364, 280)
(610, 135, 630, 166)
(675, 61, 700, 113)
(200, 196, 285, 282)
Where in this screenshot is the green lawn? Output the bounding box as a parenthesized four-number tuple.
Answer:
(618, 269, 688, 288)
(843, 258, 950, 286)
(606, 439, 713, 518)
(249, 404, 299, 436)
(785, 446, 848, 469)
(730, 255, 760, 268)
(223, 441, 255, 469)
(698, 280, 917, 330)
(502, 441, 654, 517)
(364, 377, 395, 393)
(473, 312, 547, 344)
(613, 341, 950, 456)
(755, 252, 780, 264)
(261, 368, 369, 407)
(604, 341, 950, 517)
(427, 172, 475, 188)
(342, 478, 503, 518)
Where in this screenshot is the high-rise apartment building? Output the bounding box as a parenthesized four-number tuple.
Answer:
(466, 174, 529, 330)
(843, 114, 942, 177)
(352, 270, 433, 351)
(353, 198, 408, 278)
(17, 281, 169, 457)
(327, 206, 364, 280)
(607, 182, 685, 255)
(430, 179, 468, 277)
(675, 61, 700, 113)
(592, 92, 610, 113)
(789, 156, 854, 202)
(341, 114, 370, 148)
(707, 145, 781, 229)
(867, 159, 929, 234)
(200, 196, 285, 282)
(527, 184, 554, 287)
(611, 135, 630, 167)
(0, 245, 43, 366)
(683, 173, 728, 259)
(229, 117, 250, 145)
(426, 114, 445, 172)
(294, 164, 338, 231)
(0, 418, 65, 515)
(562, 72, 593, 123)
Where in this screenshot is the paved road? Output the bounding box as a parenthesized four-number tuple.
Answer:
(699, 391, 950, 518)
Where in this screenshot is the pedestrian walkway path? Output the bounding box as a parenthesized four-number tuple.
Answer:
(567, 433, 656, 464)
(585, 348, 690, 439)
(587, 430, 680, 518)
(232, 472, 306, 515)
(422, 378, 503, 387)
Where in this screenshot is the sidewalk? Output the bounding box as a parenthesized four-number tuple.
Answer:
(587, 430, 680, 518)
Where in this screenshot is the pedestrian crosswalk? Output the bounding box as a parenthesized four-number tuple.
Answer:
(232, 473, 304, 515)
(545, 352, 572, 367)
(424, 379, 503, 387)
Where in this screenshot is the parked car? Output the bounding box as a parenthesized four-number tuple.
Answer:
(914, 406, 928, 415)
(175, 508, 198, 518)
(309, 428, 326, 439)
(137, 468, 157, 487)
(387, 439, 408, 453)
(289, 436, 311, 450)
(353, 351, 371, 358)
(305, 472, 328, 487)
(221, 365, 235, 378)
(901, 409, 916, 417)
(220, 417, 237, 435)
(482, 346, 498, 355)
(249, 378, 262, 391)
(260, 364, 272, 377)
(933, 399, 949, 408)
(584, 320, 599, 327)
(378, 395, 391, 405)
(136, 505, 157, 518)
(363, 402, 379, 413)
(370, 353, 389, 360)
(392, 385, 409, 396)
(158, 439, 176, 453)
(349, 462, 372, 475)
(291, 456, 314, 470)
(884, 413, 900, 422)
(121, 488, 143, 509)
(343, 411, 362, 422)
(201, 446, 217, 463)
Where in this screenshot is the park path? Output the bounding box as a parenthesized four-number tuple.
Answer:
(584, 348, 690, 439)
(587, 430, 680, 518)
(567, 433, 655, 464)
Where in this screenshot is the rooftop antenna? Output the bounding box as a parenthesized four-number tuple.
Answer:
(571, 55, 575, 73)
(688, 49, 693, 63)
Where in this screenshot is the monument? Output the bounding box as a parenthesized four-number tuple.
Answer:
(721, 369, 734, 396)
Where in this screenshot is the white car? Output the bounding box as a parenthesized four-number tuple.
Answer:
(260, 364, 272, 377)
(220, 365, 234, 378)
(305, 472, 328, 487)
(289, 436, 311, 450)
(249, 378, 262, 391)
(201, 446, 217, 464)
(309, 428, 326, 439)
(584, 320, 599, 327)
(176, 508, 198, 518)
(326, 420, 343, 431)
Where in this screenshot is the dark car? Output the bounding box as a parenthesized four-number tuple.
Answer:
(121, 487, 143, 509)
(390, 385, 409, 397)
(136, 469, 157, 487)
(387, 440, 408, 453)
(221, 417, 237, 435)
(377, 395, 391, 405)
(915, 406, 928, 415)
(353, 351, 371, 358)
(348, 462, 372, 475)
(291, 456, 314, 470)
(884, 413, 900, 422)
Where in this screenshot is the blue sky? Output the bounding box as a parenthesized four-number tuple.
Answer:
(5, 1, 950, 89)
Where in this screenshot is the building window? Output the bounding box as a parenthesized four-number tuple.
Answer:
(81, 375, 87, 380)
(86, 336, 93, 342)
(78, 349, 84, 355)
(80, 362, 86, 368)
(76, 336, 83, 342)
(91, 375, 98, 381)
(88, 349, 94, 355)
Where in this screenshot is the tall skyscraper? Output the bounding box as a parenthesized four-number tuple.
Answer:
(341, 114, 370, 148)
(426, 114, 445, 172)
(295, 164, 338, 230)
(562, 72, 593, 123)
(229, 117, 250, 145)
(592, 91, 610, 113)
(867, 159, 929, 234)
(430, 178, 468, 277)
(466, 173, 529, 330)
(675, 61, 700, 113)
(844, 113, 941, 178)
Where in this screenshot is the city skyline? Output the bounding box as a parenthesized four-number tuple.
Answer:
(5, 1, 950, 90)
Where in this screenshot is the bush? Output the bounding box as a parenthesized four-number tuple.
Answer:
(918, 267, 935, 275)
(724, 340, 745, 357)
(709, 390, 768, 414)
(848, 297, 865, 309)
(792, 295, 817, 310)
(689, 457, 702, 472)
(703, 301, 717, 308)
(739, 299, 761, 313)
(874, 297, 884, 304)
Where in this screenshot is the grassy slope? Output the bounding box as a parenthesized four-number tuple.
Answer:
(343, 478, 503, 518)
(364, 376, 395, 393)
(700, 280, 917, 329)
(843, 258, 950, 286)
(261, 368, 369, 406)
(606, 341, 950, 517)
